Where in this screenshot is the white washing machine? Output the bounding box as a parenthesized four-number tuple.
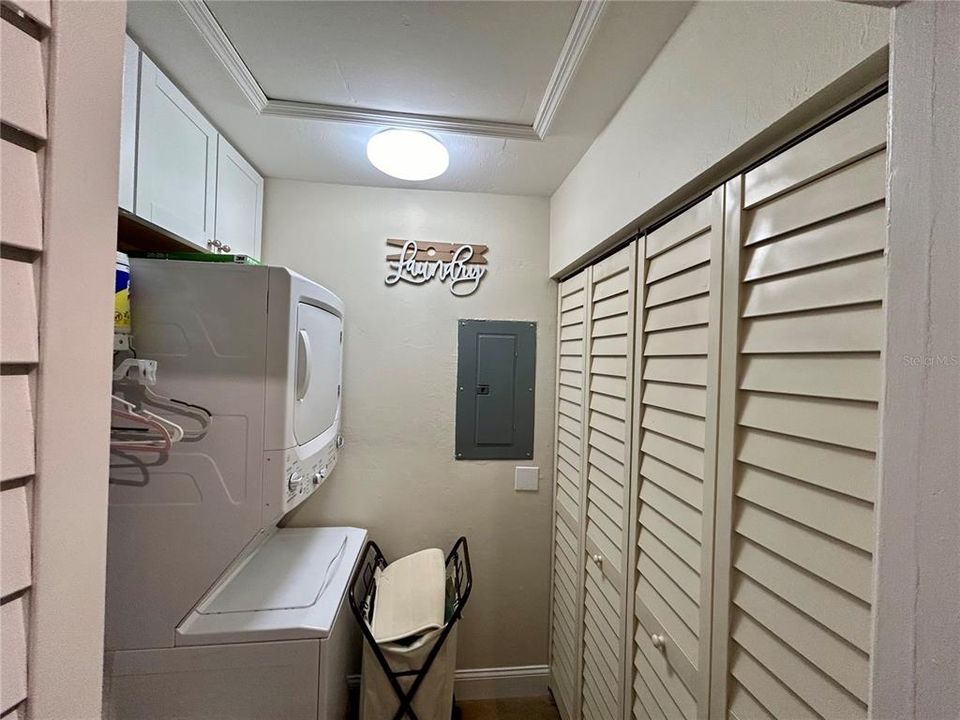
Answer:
(104, 526, 366, 720)
(104, 261, 364, 719)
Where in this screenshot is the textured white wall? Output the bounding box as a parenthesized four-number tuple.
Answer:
(549, 0, 889, 276)
(263, 181, 556, 670)
(871, 2, 960, 718)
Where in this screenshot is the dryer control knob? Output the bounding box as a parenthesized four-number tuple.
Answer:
(312, 472, 322, 486)
(319, 467, 329, 480)
(287, 473, 302, 492)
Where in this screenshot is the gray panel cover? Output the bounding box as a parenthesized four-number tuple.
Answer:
(455, 320, 536, 460)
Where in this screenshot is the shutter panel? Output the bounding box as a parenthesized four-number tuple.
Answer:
(632, 191, 723, 720)
(551, 270, 588, 720)
(582, 246, 636, 720)
(711, 97, 886, 720)
(1, 10, 46, 716)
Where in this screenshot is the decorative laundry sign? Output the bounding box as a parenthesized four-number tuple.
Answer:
(385, 239, 488, 296)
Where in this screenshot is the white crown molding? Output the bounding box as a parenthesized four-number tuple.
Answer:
(177, 0, 605, 142)
(177, 0, 267, 112)
(261, 99, 540, 140)
(534, 0, 608, 138)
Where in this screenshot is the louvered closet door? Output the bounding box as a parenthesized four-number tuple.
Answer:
(581, 246, 636, 720)
(631, 192, 723, 720)
(551, 270, 589, 720)
(712, 97, 888, 720)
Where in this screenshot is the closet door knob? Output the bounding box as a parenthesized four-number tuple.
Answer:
(592, 553, 603, 566)
(651, 633, 666, 650)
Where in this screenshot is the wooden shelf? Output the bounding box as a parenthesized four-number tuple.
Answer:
(117, 210, 208, 255)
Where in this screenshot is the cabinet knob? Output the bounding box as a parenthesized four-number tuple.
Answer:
(592, 553, 603, 566)
(651, 633, 666, 650)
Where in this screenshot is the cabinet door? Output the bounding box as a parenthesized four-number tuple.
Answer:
(135, 55, 217, 248)
(550, 270, 589, 720)
(710, 97, 887, 720)
(118, 36, 139, 212)
(631, 191, 723, 720)
(581, 245, 636, 720)
(214, 135, 263, 260)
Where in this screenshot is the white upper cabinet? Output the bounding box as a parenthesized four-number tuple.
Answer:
(119, 43, 264, 259)
(118, 36, 140, 212)
(135, 54, 217, 248)
(214, 136, 263, 260)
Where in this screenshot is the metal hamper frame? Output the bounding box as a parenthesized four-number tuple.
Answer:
(348, 537, 473, 720)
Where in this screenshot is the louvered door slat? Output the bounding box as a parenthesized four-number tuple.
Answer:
(732, 573, 869, 701)
(742, 96, 886, 209)
(732, 538, 871, 652)
(632, 190, 723, 720)
(635, 629, 697, 718)
(728, 681, 775, 720)
(642, 383, 707, 417)
(586, 556, 620, 615)
(551, 270, 588, 720)
(736, 428, 876, 502)
(587, 465, 625, 508)
(743, 152, 885, 247)
(742, 205, 884, 281)
(584, 609, 620, 676)
(643, 357, 708, 386)
(711, 96, 887, 720)
(639, 455, 703, 509)
(739, 353, 881, 402)
(585, 586, 621, 650)
(638, 505, 700, 571)
(737, 465, 874, 551)
(587, 485, 623, 533)
(645, 296, 711, 332)
(730, 614, 865, 719)
(590, 411, 626, 441)
(635, 673, 670, 720)
(582, 245, 635, 720)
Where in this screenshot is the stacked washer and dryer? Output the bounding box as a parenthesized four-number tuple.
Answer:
(104, 259, 365, 720)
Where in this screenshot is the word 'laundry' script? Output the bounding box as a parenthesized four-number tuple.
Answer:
(385, 240, 488, 296)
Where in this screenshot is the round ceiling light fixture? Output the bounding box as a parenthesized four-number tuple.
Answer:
(366, 129, 449, 181)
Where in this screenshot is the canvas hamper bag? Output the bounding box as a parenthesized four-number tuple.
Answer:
(360, 548, 457, 720)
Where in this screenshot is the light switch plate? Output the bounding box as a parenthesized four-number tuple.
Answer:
(515, 466, 539, 492)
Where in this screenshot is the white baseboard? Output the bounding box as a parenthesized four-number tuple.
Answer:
(453, 665, 551, 701)
(347, 665, 550, 701)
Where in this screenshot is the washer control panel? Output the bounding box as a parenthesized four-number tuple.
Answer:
(282, 443, 339, 512)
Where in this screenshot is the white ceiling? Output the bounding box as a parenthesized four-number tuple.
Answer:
(208, 1, 578, 124)
(127, 0, 691, 197)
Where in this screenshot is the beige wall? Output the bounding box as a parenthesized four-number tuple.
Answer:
(263, 181, 556, 670)
(549, 0, 889, 276)
(0, 1, 125, 718)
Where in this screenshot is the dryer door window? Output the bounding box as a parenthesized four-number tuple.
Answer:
(293, 302, 342, 446)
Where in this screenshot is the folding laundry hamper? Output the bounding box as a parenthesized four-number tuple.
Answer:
(349, 537, 472, 720)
